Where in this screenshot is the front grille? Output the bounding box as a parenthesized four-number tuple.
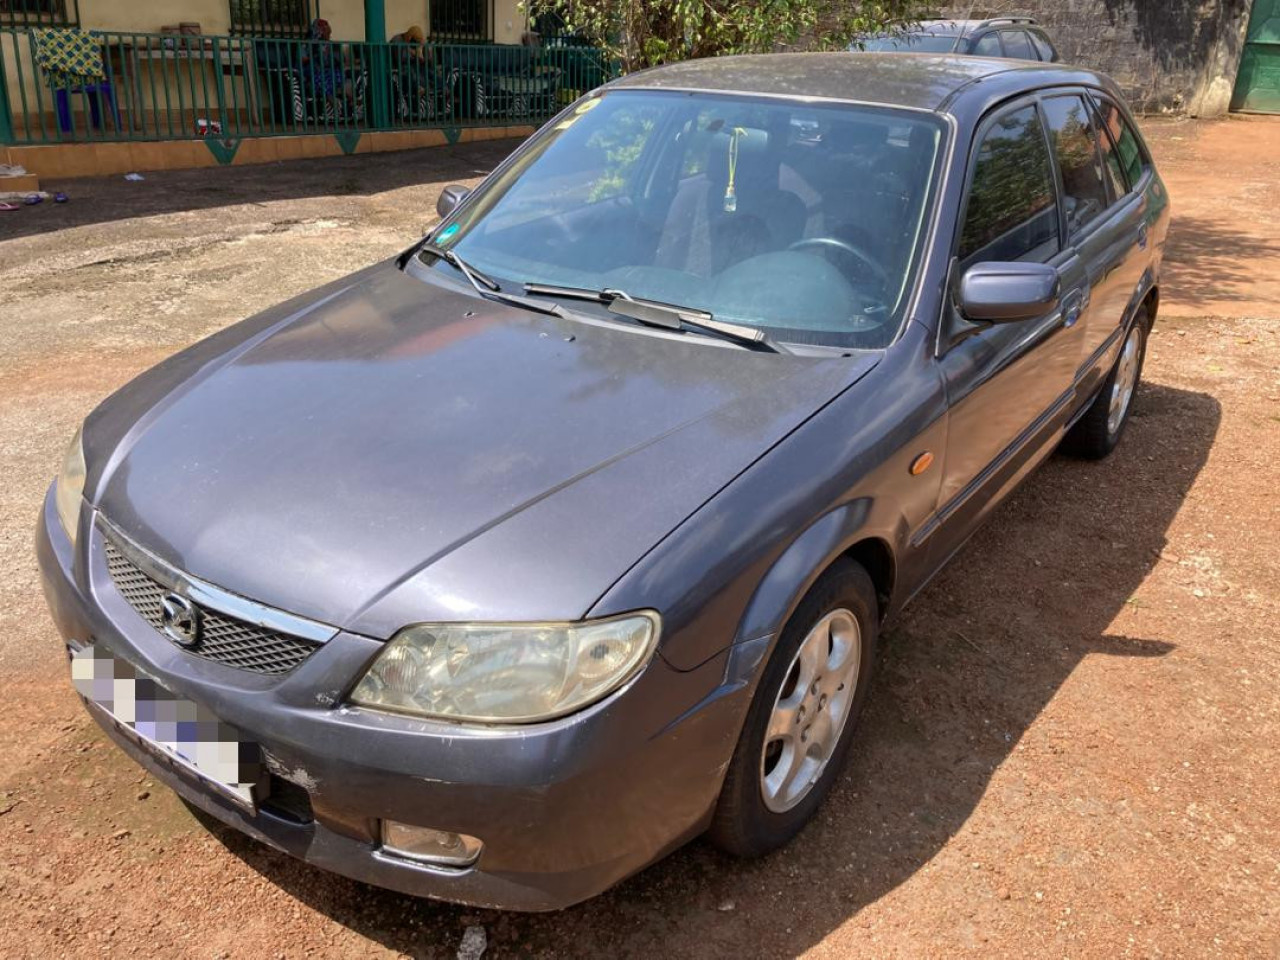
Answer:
(102, 537, 319, 676)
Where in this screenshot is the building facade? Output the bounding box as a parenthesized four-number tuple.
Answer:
(1, 0, 532, 46)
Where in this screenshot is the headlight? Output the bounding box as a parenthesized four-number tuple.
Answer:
(350, 612, 660, 723)
(54, 425, 86, 546)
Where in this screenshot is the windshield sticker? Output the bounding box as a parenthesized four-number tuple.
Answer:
(555, 96, 603, 131)
(436, 223, 460, 244)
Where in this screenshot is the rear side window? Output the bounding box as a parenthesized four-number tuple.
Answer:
(972, 33, 1003, 56)
(1041, 94, 1110, 237)
(1029, 30, 1056, 61)
(1091, 94, 1149, 188)
(861, 34, 959, 53)
(959, 105, 1060, 264)
(1000, 30, 1036, 60)
(1088, 99, 1129, 198)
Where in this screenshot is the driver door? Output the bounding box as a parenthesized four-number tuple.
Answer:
(925, 98, 1088, 564)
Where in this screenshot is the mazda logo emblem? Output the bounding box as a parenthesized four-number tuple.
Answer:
(160, 593, 202, 649)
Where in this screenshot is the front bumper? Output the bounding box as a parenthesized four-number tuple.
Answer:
(37, 487, 752, 910)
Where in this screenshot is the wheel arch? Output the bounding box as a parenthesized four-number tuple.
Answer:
(843, 536, 895, 620)
(1140, 284, 1159, 326)
(1128, 267, 1159, 332)
(735, 500, 903, 651)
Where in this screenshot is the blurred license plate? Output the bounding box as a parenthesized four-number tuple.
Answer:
(71, 645, 262, 811)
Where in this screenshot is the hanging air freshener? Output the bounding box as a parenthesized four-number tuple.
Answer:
(723, 126, 748, 213)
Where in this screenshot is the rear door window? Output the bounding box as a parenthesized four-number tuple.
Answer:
(1000, 30, 1036, 60)
(972, 33, 1003, 56)
(958, 104, 1060, 264)
(1041, 94, 1111, 237)
(1090, 94, 1150, 188)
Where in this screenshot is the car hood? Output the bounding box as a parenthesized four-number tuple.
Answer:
(91, 261, 879, 638)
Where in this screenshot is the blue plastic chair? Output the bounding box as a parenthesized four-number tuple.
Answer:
(54, 81, 120, 134)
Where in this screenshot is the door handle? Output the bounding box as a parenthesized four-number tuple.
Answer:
(1137, 223, 1149, 249)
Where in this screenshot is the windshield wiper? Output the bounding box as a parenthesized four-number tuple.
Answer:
(423, 243, 501, 291)
(523, 283, 786, 353)
(410, 243, 568, 318)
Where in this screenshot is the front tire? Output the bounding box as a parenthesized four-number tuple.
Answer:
(1062, 308, 1149, 460)
(708, 559, 878, 858)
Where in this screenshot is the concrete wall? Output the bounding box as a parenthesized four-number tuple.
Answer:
(936, 1, 1252, 115)
(5, 121, 539, 178)
(85, 0, 235, 36)
(490, 0, 528, 45)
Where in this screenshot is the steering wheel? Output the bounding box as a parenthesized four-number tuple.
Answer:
(788, 236, 889, 288)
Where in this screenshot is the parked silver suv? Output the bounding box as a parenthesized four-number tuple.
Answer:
(855, 17, 1060, 62)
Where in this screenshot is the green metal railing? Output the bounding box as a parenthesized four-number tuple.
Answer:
(0, 28, 613, 145)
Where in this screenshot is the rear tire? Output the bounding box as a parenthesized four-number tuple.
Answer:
(1062, 308, 1149, 460)
(708, 559, 878, 858)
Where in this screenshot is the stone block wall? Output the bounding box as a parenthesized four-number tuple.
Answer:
(933, 1, 1252, 114)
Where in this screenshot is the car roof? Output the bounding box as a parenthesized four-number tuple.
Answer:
(908, 21, 967, 37)
(887, 18, 1041, 37)
(609, 53, 1108, 114)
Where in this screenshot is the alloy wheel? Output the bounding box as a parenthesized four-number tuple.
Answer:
(1108, 325, 1143, 436)
(760, 608, 862, 813)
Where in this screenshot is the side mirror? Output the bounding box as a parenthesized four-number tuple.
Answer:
(436, 184, 470, 219)
(959, 262, 1060, 323)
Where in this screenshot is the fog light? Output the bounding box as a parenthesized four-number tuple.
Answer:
(380, 821, 483, 868)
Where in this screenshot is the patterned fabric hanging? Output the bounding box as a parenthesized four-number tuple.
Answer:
(32, 28, 105, 89)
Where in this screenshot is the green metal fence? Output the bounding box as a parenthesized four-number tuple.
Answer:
(0, 28, 613, 145)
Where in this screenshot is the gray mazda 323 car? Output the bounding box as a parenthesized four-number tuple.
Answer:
(38, 53, 1168, 910)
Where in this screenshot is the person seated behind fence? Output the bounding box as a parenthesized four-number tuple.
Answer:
(389, 25, 438, 92)
(303, 18, 351, 112)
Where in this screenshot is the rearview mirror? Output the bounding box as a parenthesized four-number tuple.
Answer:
(436, 184, 470, 219)
(959, 262, 1060, 323)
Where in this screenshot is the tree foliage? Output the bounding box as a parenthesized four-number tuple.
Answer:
(526, 0, 935, 73)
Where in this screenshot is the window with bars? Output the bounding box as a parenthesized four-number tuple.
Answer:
(0, 0, 78, 29)
(430, 0, 490, 41)
(230, 0, 317, 38)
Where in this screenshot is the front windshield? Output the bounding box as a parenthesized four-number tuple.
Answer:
(436, 90, 946, 348)
(860, 34, 960, 53)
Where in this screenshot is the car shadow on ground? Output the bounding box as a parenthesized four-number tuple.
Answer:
(194, 379, 1219, 957)
(1160, 213, 1280, 312)
(0, 139, 520, 243)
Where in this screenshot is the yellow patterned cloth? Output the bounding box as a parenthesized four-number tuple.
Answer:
(33, 28, 104, 88)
